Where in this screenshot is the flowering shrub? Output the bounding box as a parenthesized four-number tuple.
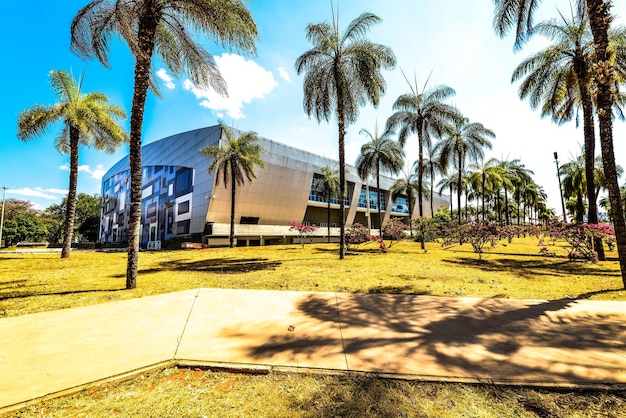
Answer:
(289, 222, 319, 248)
(549, 223, 615, 262)
(498, 225, 521, 243)
(381, 218, 409, 249)
(344, 223, 370, 251)
(344, 222, 400, 253)
(442, 221, 500, 259)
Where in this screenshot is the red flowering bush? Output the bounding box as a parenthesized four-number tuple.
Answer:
(442, 221, 500, 259)
(381, 218, 409, 249)
(289, 222, 319, 248)
(344, 223, 370, 251)
(549, 223, 615, 262)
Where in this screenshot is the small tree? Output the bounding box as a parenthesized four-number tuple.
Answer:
(344, 223, 371, 252)
(442, 221, 500, 259)
(289, 222, 319, 247)
(552, 223, 616, 262)
(380, 218, 408, 250)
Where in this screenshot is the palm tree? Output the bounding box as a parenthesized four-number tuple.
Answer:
(17, 70, 127, 259)
(386, 79, 459, 219)
(511, 14, 626, 237)
(423, 144, 445, 218)
(389, 170, 419, 237)
(356, 124, 404, 231)
(498, 158, 522, 225)
(315, 165, 341, 242)
(506, 160, 535, 225)
(468, 158, 504, 221)
(594, 157, 624, 209)
(494, 0, 626, 288)
(71, 0, 258, 289)
(560, 154, 587, 223)
(295, 11, 396, 259)
(437, 170, 458, 214)
(434, 117, 495, 224)
(200, 125, 265, 248)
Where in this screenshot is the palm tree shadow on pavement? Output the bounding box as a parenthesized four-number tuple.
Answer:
(248, 294, 626, 385)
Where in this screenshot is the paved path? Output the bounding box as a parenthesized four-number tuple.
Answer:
(1, 288, 626, 412)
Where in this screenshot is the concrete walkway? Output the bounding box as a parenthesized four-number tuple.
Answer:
(1, 288, 626, 412)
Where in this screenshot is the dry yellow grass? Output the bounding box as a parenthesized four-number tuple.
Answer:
(1, 237, 624, 317)
(10, 367, 626, 418)
(3, 238, 625, 416)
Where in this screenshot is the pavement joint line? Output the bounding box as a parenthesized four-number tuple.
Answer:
(334, 292, 350, 371)
(173, 288, 201, 359)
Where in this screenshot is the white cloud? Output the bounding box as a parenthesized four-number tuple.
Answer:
(156, 68, 176, 89)
(183, 53, 277, 119)
(59, 163, 107, 179)
(91, 164, 107, 180)
(8, 187, 66, 200)
(278, 66, 291, 83)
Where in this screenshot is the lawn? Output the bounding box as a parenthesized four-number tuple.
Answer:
(2, 237, 625, 417)
(1, 238, 625, 318)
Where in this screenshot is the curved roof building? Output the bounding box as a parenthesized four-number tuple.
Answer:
(100, 125, 447, 247)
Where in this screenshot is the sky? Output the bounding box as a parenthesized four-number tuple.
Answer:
(2, 0, 625, 213)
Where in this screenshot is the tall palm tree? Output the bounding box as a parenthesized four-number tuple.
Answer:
(356, 124, 404, 231)
(560, 154, 587, 223)
(315, 165, 341, 242)
(71, 0, 258, 289)
(389, 170, 419, 237)
(386, 79, 459, 219)
(436, 170, 458, 214)
(200, 125, 265, 248)
(468, 158, 504, 221)
(494, 0, 626, 288)
(506, 160, 535, 225)
(498, 158, 522, 225)
(511, 14, 626, 239)
(295, 11, 396, 259)
(512, 13, 599, 224)
(434, 117, 495, 224)
(422, 143, 445, 218)
(17, 70, 127, 259)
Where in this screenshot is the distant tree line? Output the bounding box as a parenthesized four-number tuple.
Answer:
(1, 194, 101, 247)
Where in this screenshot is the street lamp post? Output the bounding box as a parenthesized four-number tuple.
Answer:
(553, 152, 567, 223)
(0, 186, 7, 248)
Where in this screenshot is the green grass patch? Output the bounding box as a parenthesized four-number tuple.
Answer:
(1, 238, 624, 317)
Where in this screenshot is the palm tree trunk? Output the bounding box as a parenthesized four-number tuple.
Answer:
(457, 154, 463, 225)
(126, 15, 157, 290)
(430, 168, 435, 218)
(587, 0, 626, 287)
(326, 190, 331, 243)
(504, 189, 510, 225)
(61, 127, 80, 259)
(376, 166, 382, 234)
(407, 188, 414, 237)
(575, 193, 584, 223)
(230, 163, 236, 248)
(481, 171, 486, 221)
(336, 108, 346, 260)
(575, 56, 605, 259)
(417, 133, 425, 219)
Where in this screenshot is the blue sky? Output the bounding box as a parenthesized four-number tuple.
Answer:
(2, 0, 625, 212)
